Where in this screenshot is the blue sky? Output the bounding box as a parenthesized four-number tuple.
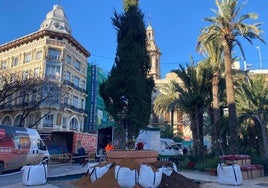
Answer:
(1, 0, 267, 77)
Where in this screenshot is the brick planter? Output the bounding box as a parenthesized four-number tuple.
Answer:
(106, 150, 158, 164)
(220, 155, 251, 166)
(241, 164, 264, 180)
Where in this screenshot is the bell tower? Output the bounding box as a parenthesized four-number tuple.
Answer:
(146, 22, 161, 80)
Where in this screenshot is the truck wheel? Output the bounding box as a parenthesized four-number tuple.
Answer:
(0, 163, 4, 174)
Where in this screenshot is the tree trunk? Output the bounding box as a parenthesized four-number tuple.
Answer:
(190, 113, 198, 155)
(211, 71, 220, 150)
(254, 115, 268, 158)
(197, 107, 204, 161)
(171, 109, 174, 137)
(223, 42, 239, 154)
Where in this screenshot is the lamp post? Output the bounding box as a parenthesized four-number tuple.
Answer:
(256, 46, 262, 69)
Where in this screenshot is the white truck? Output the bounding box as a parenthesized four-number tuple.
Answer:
(0, 125, 50, 174)
(135, 127, 183, 155)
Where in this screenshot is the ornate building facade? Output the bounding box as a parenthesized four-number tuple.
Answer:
(0, 5, 90, 133)
(146, 23, 161, 80)
(146, 23, 190, 140)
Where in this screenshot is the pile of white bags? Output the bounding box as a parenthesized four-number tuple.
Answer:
(84, 158, 178, 188)
(21, 163, 47, 185)
(217, 163, 243, 185)
(114, 159, 178, 188)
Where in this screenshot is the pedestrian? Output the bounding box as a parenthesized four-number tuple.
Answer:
(183, 147, 188, 155)
(78, 146, 86, 165)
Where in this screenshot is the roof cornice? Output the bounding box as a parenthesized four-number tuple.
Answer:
(0, 30, 90, 57)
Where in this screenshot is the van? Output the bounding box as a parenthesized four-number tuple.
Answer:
(135, 127, 183, 156)
(0, 125, 50, 174)
(160, 138, 183, 155)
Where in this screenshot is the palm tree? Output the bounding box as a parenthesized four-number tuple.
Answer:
(173, 64, 212, 159)
(198, 0, 265, 154)
(197, 40, 224, 150)
(236, 75, 268, 157)
(153, 81, 180, 137)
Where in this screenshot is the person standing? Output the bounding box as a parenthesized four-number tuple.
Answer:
(78, 146, 86, 165)
(105, 142, 114, 153)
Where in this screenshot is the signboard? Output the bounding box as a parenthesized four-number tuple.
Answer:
(73, 132, 97, 154)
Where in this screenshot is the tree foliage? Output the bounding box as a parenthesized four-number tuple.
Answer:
(172, 64, 212, 158)
(99, 3, 154, 141)
(153, 81, 180, 137)
(198, 0, 265, 154)
(0, 71, 62, 128)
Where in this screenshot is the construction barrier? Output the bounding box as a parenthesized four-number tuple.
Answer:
(49, 153, 72, 164)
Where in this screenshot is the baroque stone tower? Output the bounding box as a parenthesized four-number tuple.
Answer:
(146, 22, 161, 80)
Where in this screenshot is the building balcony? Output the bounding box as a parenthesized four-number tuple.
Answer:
(46, 55, 61, 62)
(61, 103, 87, 114)
(0, 102, 39, 111)
(45, 74, 61, 80)
(63, 80, 87, 94)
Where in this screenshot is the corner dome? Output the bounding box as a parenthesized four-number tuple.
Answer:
(39, 5, 72, 35)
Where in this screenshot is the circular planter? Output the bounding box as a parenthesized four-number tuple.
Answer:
(106, 150, 158, 164)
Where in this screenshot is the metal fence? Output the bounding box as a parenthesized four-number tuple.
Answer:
(48, 153, 103, 165)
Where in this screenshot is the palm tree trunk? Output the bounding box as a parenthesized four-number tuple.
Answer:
(190, 112, 198, 155)
(171, 109, 174, 137)
(211, 71, 220, 150)
(254, 115, 268, 157)
(198, 107, 204, 161)
(223, 43, 239, 154)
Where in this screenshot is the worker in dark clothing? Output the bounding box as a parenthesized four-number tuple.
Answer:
(78, 146, 86, 165)
(183, 147, 188, 155)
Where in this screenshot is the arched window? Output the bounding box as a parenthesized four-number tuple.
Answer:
(2, 116, 12, 125)
(14, 115, 24, 127)
(70, 118, 78, 131)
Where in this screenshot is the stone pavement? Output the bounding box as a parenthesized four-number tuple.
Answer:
(1, 163, 88, 188)
(180, 170, 268, 188)
(4, 163, 268, 188)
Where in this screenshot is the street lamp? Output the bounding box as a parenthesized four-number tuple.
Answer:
(256, 46, 262, 69)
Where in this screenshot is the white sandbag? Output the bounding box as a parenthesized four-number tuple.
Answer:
(173, 162, 178, 173)
(138, 164, 162, 188)
(160, 162, 178, 176)
(115, 165, 138, 188)
(87, 162, 99, 169)
(22, 164, 47, 185)
(161, 166, 173, 176)
(88, 163, 112, 182)
(217, 163, 243, 185)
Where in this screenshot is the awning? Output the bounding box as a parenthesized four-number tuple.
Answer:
(97, 121, 116, 130)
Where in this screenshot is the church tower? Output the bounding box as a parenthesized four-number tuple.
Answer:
(146, 23, 161, 80)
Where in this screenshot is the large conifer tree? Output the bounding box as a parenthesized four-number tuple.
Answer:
(99, 0, 154, 143)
